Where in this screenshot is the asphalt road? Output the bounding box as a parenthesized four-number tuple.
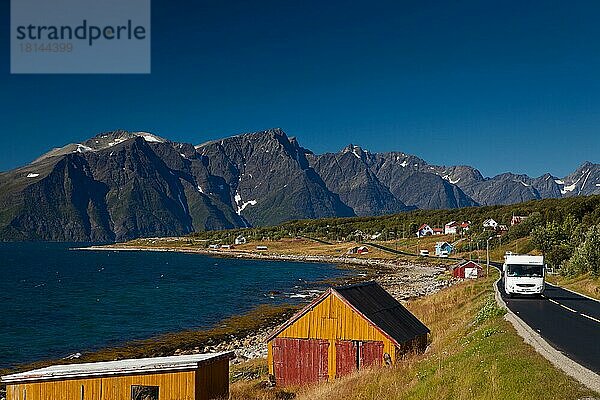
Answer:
(497, 279, 600, 373)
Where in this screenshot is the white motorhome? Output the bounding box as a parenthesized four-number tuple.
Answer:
(503, 254, 545, 297)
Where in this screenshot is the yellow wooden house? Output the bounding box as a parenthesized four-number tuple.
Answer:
(1, 352, 233, 400)
(266, 281, 429, 386)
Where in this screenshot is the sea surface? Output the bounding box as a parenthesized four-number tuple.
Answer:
(0, 242, 347, 369)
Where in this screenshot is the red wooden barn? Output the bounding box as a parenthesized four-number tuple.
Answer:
(452, 260, 483, 279)
(266, 281, 430, 386)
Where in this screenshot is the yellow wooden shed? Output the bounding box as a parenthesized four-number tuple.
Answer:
(266, 281, 429, 386)
(1, 352, 233, 400)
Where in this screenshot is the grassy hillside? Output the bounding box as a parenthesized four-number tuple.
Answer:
(187, 194, 600, 288)
(191, 195, 600, 243)
(229, 273, 597, 400)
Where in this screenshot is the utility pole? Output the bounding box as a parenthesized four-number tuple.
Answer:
(487, 235, 500, 276)
(486, 237, 491, 276)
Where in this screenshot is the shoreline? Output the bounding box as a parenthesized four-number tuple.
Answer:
(74, 244, 422, 269)
(76, 243, 454, 299)
(72, 243, 454, 360)
(1, 243, 455, 379)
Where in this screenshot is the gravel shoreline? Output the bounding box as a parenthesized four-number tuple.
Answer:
(194, 260, 452, 365)
(82, 245, 457, 364)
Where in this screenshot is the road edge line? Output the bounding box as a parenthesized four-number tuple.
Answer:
(545, 282, 600, 303)
(494, 278, 600, 393)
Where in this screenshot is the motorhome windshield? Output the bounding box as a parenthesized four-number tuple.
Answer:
(506, 264, 543, 278)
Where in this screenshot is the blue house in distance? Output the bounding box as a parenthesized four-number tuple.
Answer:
(435, 242, 453, 256)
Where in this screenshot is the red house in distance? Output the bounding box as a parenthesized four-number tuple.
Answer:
(452, 260, 483, 279)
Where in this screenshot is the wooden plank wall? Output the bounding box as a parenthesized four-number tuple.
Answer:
(6, 370, 198, 400)
(195, 358, 229, 400)
(268, 292, 396, 381)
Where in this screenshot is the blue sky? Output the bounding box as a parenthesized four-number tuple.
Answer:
(1, 0, 600, 177)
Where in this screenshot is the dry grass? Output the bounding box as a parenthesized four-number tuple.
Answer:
(118, 237, 398, 260)
(231, 239, 395, 260)
(230, 274, 597, 400)
(546, 273, 600, 300)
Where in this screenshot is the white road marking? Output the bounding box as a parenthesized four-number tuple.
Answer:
(546, 296, 600, 321)
(580, 313, 600, 324)
(559, 303, 578, 313)
(507, 288, 599, 324)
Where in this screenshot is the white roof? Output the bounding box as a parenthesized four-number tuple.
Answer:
(1, 352, 233, 383)
(504, 255, 544, 265)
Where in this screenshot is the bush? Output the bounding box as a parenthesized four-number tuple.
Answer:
(564, 224, 600, 277)
(474, 295, 505, 325)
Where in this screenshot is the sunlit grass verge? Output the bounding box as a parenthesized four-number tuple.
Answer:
(230, 273, 597, 400)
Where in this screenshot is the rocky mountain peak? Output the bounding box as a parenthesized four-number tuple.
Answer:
(342, 144, 369, 161)
(1, 127, 599, 242)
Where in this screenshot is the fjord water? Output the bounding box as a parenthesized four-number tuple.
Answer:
(0, 243, 346, 369)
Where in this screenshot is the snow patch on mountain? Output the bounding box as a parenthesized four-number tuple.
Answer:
(76, 144, 93, 153)
(442, 175, 461, 184)
(108, 138, 127, 147)
(134, 132, 165, 143)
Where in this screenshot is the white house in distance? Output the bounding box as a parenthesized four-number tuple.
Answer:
(234, 235, 247, 245)
(483, 219, 498, 229)
(511, 215, 528, 226)
(417, 224, 434, 237)
(444, 221, 459, 235)
(460, 221, 471, 231)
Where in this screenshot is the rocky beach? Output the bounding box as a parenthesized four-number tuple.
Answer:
(88, 243, 457, 366)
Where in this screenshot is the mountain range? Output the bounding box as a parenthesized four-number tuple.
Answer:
(1, 128, 599, 241)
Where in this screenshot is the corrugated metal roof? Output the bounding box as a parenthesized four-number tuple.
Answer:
(267, 281, 429, 345)
(1, 352, 234, 383)
(333, 281, 430, 344)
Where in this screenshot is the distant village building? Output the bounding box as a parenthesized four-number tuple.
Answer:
(347, 246, 369, 255)
(416, 224, 434, 237)
(511, 215, 528, 226)
(208, 244, 220, 249)
(444, 221, 459, 235)
(483, 219, 498, 229)
(432, 228, 444, 235)
(1, 353, 233, 400)
(256, 245, 268, 251)
(460, 221, 471, 231)
(266, 282, 429, 386)
(452, 260, 483, 279)
(435, 241, 453, 256)
(234, 235, 247, 245)
(350, 230, 367, 241)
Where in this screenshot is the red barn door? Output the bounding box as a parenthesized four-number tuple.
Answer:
(272, 338, 329, 386)
(335, 340, 358, 378)
(336, 340, 384, 378)
(360, 341, 384, 368)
